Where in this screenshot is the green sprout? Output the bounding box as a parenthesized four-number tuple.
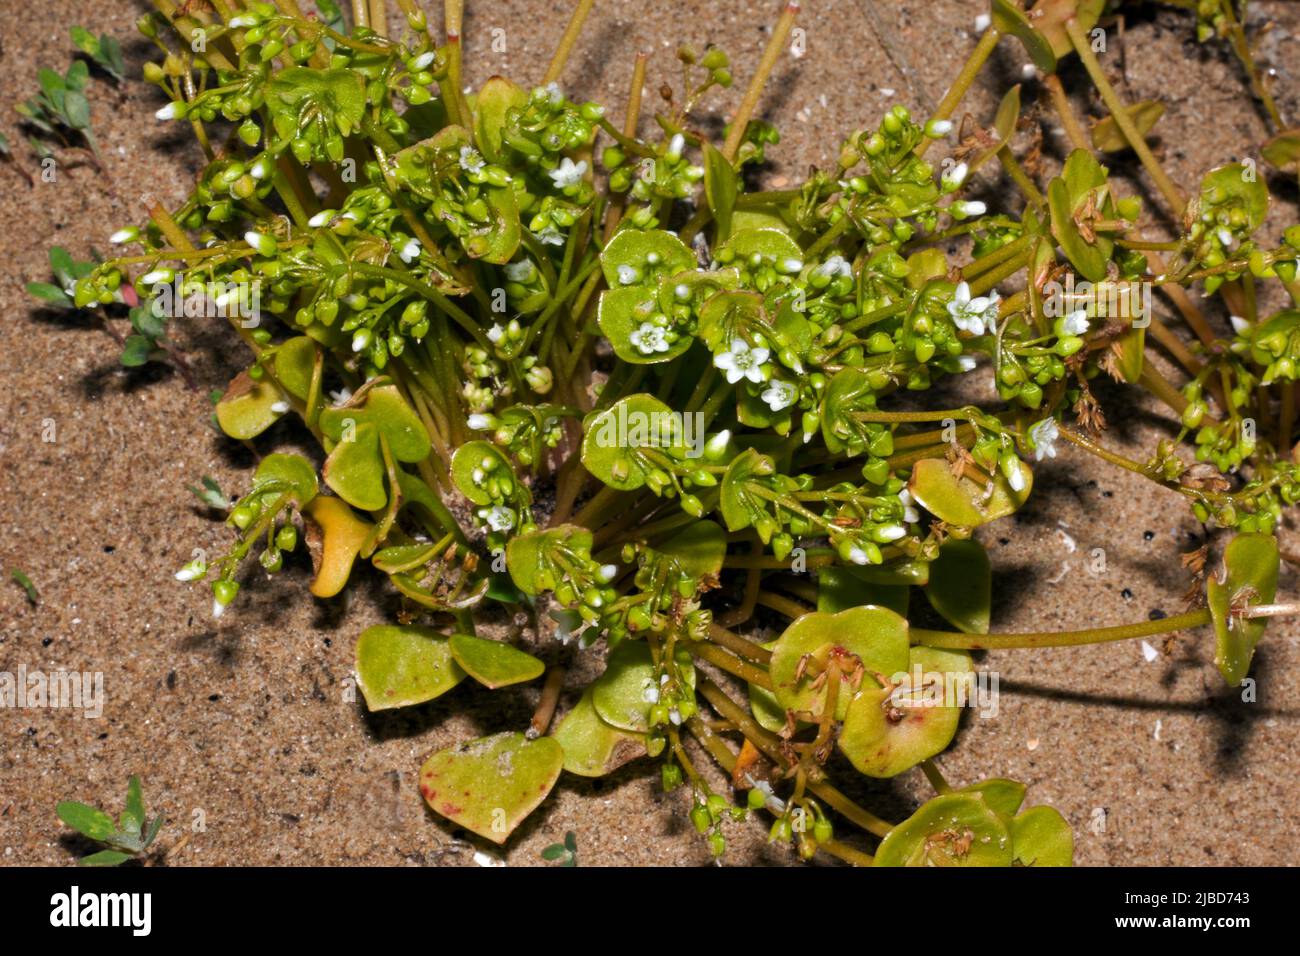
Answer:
(540, 831, 578, 866)
(56, 777, 165, 867)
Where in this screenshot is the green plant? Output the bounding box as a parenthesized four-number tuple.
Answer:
(541, 830, 578, 866)
(56, 777, 165, 866)
(16, 57, 101, 161)
(70, 25, 127, 83)
(37, 0, 1300, 866)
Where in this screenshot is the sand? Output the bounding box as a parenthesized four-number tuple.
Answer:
(2, 0, 1299, 866)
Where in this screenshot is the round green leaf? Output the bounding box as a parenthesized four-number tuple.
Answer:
(818, 566, 910, 616)
(1262, 128, 1300, 171)
(600, 228, 695, 289)
(925, 538, 991, 634)
(355, 625, 465, 711)
(320, 384, 431, 463)
(1010, 805, 1074, 866)
(273, 336, 318, 400)
(215, 370, 287, 440)
(839, 645, 971, 778)
(451, 440, 516, 506)
(597, 286, 691, 364)
(419, 732, 564, 844)
(506, 524, 592, 596)
(322, 421, 386, 511)
(581, 394, 684, 490)
(449, 633, 545, 689)
(252, 452, 319, 507)
(769, 606, 910, 721)
(1208, 532, 1279, 686)
(552, 689, 646, 777)
(959, 778, 1027, 820)
(592, 640, 695, 733)
(874, 792, 1013, 867)
(907, 456, 1032, 527)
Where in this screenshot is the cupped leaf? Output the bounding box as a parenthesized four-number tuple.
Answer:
(253, 452, 319, 507)
(215, 370, 287, 440)
(552, 689, 647, 777)
(1010, 805, 1074, 866)
(506, 524, 592, 596)
(419, 732, 564, 844)
(1198, 163, 1269, 237)
(769, 606, 910, 721)
(304, 495, 373, 597)
(449, 633, 544, 689)
(907, 456, 1032, 527)
(874, 792, 1013, 866)
(838, 645, 972, 778)
(597, 286, 690, 364)
(474, 75, 527, 164)
(601, 228, 695, 289)
(451, 440, 516, 506)
(1207, 532, 1279, 686)
(925, 538, 991, 634)
(959, 778, 1027, 819)
(592, 640, 695, 733)
(581, 394, 685, 490)
(267, 67, 366, 137)
(355, 625, 465, 710)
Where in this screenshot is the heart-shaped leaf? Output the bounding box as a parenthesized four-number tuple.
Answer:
(1208, 532, 1279, 686)
(552, 689, 646, 777)
(1010, 805, 1073, 866)
(355, 625, 465, 710)
(907, 457, 1032, 527)
(769, 606, 910, 721)
(874, 792, 1013, 866)
(320, 384, 431, 510)
(925, 538, 991, 634)
(419, 732, 564, 844)
(449, 633, 544, 689)
(592, 640, 695, 733)
(304, 496, 373, 597)
(838, 645, 972, 777)
(322, 421, 387, 510)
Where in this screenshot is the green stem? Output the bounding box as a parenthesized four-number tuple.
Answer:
(914, 609, 1210, 650)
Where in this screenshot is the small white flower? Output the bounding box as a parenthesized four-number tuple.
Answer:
(641, 681, 660, 704)
(534, 227, 565, 246)
(155, 102, 181, 121)
(761, 379, 798, 412)
(1029, 418, 1060, 461)
(458, 145, 485, 175)
(877, 524, 906, 542)
(598, 564, 618, 583)
(956, 354, 977, 372)
(399, 237, 422, 263)
(141, 269, 172, 286)
(503, 259, 534, 282)
(947, 281, 998, 336)
(714, 338, 770, 384)
(109, 228, 138, 245)
(1229, 315, 1251, 335)
(629, 321, 670, 355)
(410, 51, 437, 71)
(548, 157, 588, 189)
(487, 323, 505, 343)
(1007, 464, 1026, 493)
(308, 209, 336, 228)
(745, 776, 786, 814)
(668, 707, 682, 726)
(549, 608, 583, 645)
(926, 119, 953, 138)
(228, 14, 258, 28)
(1021, 63, 1038, 80)
(472, 851, 506, 868)
(270, 401, 290, 414)
(951, 200, 987, 219)
(329, 387, 353, 406)
(666, 133, 685, 160)
(1216, 227, 1234, 249)
(899, 491, 921, 523)
(467, 413, 493, 431)
(212, 599, 227, 619)
(974, 13, 991, 32)
(543, 82, 564, 104)
(175, 561, 206, 582)
(1061, 309, 1089, 336)
(249, 156, 273, 181)
(817, 255, 852, 278)
(848, 546, 870, 566)
(482, 505, 515, 532)
(616, 263, 640, 286)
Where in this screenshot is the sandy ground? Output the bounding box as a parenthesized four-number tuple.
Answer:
(2, 0, 1299, 867)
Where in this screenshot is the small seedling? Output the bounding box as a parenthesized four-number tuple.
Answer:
(541, 831, 578, 866)
(11, 569, 39, 606)
(70, 26, 126, 83)
(56, 777, 165, 866)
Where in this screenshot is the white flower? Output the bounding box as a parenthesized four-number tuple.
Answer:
(950, 200, 987, 219)
(942, 161, 969, 190)
(1021, 63, 1038, 80)
(534, 226, 565, 246)
(877, 524, 906, 542)
(1229, 315, 1251, 335)
(472, 851, 506, 868)
(467, 413, 493, 430)
(666, 133, 685, 160)
(641, 681, 660, 704)
(548, 157, 588, 189)
(543, 82, 564, 104)
(503, 259, 534, 282)
(668, 707, 682, 726)
(947, 281, 999, 336)
(629, 321, 670, 355)
(175, 561, 206, 582)
(212, 599, 227, 619)
(974, 13, 991, 32)
(481, 506, 515, 532)
(270, 401, 290, 414)
(761, 379, 797, 412)
(140, 269, 173, 286)
(109, 228, 138, 245)
(487, 323, 505, 343)
(714, 338, 769, 384)
(155, 102, 181, 121)
(616, 264, 640, 286)
(1029, 418, 1060, 461)
(898, 488, 920, 524)
(745, 776, 786, 813)
(1007, 463, 1027, 492)
(308, 209, 336, 228)
(399, 237, 422, 263)
(926, 119, 953, 138)
(817, 255, 852, 278)
(848, 545, 870, 566)
(598, 564, 618, 583)
(411, 51, 437, 71)
(956, 354, 977, 372)
(549, 608, 583, 645)
(458, 145, 485, 175)
(1061, 309, 1089, 336)
(228, 14, 258, 28)
(329, 387, 353, 406)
